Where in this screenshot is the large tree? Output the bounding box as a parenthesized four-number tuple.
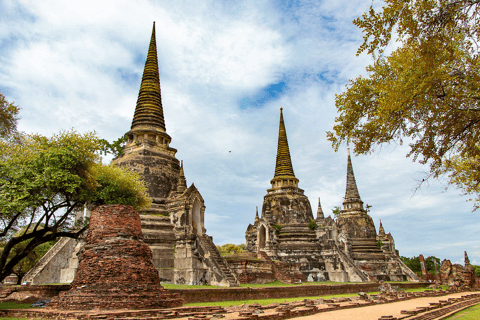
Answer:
(327, 0, 480, 210)
(0, 93, 20, 140)
(0, 130, 151, 282)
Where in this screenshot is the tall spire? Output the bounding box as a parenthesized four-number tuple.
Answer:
(465, 251, 471, 266)
(378, 220, 385, 236)
(131, 22, 166, 132)
(343, 150, 364, 211)
(274, 108, 295, 178)
(177, 160, 187, 192)
(316, 197, 324, 220)
(270, 108, 299, 189)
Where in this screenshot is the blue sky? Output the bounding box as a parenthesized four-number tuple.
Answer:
(0, 0, 478, 265)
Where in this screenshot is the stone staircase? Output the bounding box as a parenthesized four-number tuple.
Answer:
(22, 237, 75, 284)
(350, 238, 386, 261)
(59, 239, 84, 283)
(392, 255, 422, 282)
(198, 235, 240, 287)
(334, 243, 369, 282)
(140, 214, 176, 283)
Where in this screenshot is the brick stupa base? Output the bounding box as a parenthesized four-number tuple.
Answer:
(49, 205, 182, 310)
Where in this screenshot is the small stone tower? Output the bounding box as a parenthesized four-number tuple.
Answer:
(336, 153, 409, 281)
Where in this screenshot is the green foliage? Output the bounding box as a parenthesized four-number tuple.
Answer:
(99, 135, 128, 158)
(331, 206, 341, 217)
(472, 265, 480, 277)
(0, 130, 151, 283)
(327, 0, 480, 210)
(365, 204, 372, 213)
(89, 163, 151, 209)
(401, 256, 421, 273)
(308, 218, 318, 230)
(0, 93, 20, 141)
(272, 224, 282, 234)
(400, 255, 441, 274)
(216, 243, 246, 256)
(376, 240, 384, 248)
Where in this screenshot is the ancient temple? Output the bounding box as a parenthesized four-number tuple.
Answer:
(23, 23, 239, 287)
(245, 109, 419, 282)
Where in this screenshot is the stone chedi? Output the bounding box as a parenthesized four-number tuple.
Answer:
(23, 23, 239, 287)
(49, 205, 182, 310)
(245, 109, 419, 282)
(111, 23, 238, 286)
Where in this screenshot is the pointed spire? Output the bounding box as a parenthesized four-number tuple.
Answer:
(465, 251, 470, 266)
(255, 206, 259, 223)
(345, 150, 361, 201)
(316, 197, 324, 220)
(270, 108, 299, 189)
(177, 160, 187, 192)
(343, 150, 364, 211)
(379, 220, 385, 236)
(274, 108, 296, 178)
(131, 22, 166, 132)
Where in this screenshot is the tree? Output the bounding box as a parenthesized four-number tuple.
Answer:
(216, 243, 246, 256)
(401, 256, 421, 274)
(400, 255, 440, 275)
(0, 227, 57, 284)
(0, 130, 151, 283)
(327, 0, 480, 210)
(0, 93, 20, 140)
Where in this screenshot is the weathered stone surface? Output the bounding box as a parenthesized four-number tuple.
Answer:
(245, 110, 417, 283)
(48, 205, 182, 310)
(439, 257, 479, 289)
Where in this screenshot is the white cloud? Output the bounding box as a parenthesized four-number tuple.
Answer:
(0, 0, 477, 265)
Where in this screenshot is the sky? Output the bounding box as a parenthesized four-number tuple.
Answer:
(0, 0, 478, 265)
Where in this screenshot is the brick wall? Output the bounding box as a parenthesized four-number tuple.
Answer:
(170, 282, 430, 303)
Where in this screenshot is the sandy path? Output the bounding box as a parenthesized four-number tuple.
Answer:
(296, 291, 476, 320)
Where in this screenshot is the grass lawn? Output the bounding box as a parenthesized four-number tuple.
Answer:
(0, 303, 34, 310)
(183, 286, 443, 307)
(184, 291, 382, 307)
(443, 303, 480, 319)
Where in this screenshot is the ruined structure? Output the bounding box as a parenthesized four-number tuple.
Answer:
(24, 23, 239, 287)
(245, 109, 419, 282)
(25, 25, 419, 287)
(49, 205, 182, 310)
(438, 251, 479, 289)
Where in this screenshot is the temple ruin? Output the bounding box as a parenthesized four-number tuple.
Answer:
(245, 109, 419, 282)
(24, 24, 419, 286)
(23, 23, 239, 287)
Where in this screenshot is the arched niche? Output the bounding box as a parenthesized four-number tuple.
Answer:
(258, 225, 267, 250)
(192, 198, 203, 235)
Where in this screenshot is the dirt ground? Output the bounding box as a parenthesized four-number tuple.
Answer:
(296, 291, 477, 320)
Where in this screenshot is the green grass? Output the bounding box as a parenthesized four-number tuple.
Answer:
(183, 285, 446, 307)
(184, 291, 382, 307)
(443, 303, 480, 319)
(0, 302, 34, 310)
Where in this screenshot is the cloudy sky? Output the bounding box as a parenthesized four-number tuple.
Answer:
(1, 0, 478, 265)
